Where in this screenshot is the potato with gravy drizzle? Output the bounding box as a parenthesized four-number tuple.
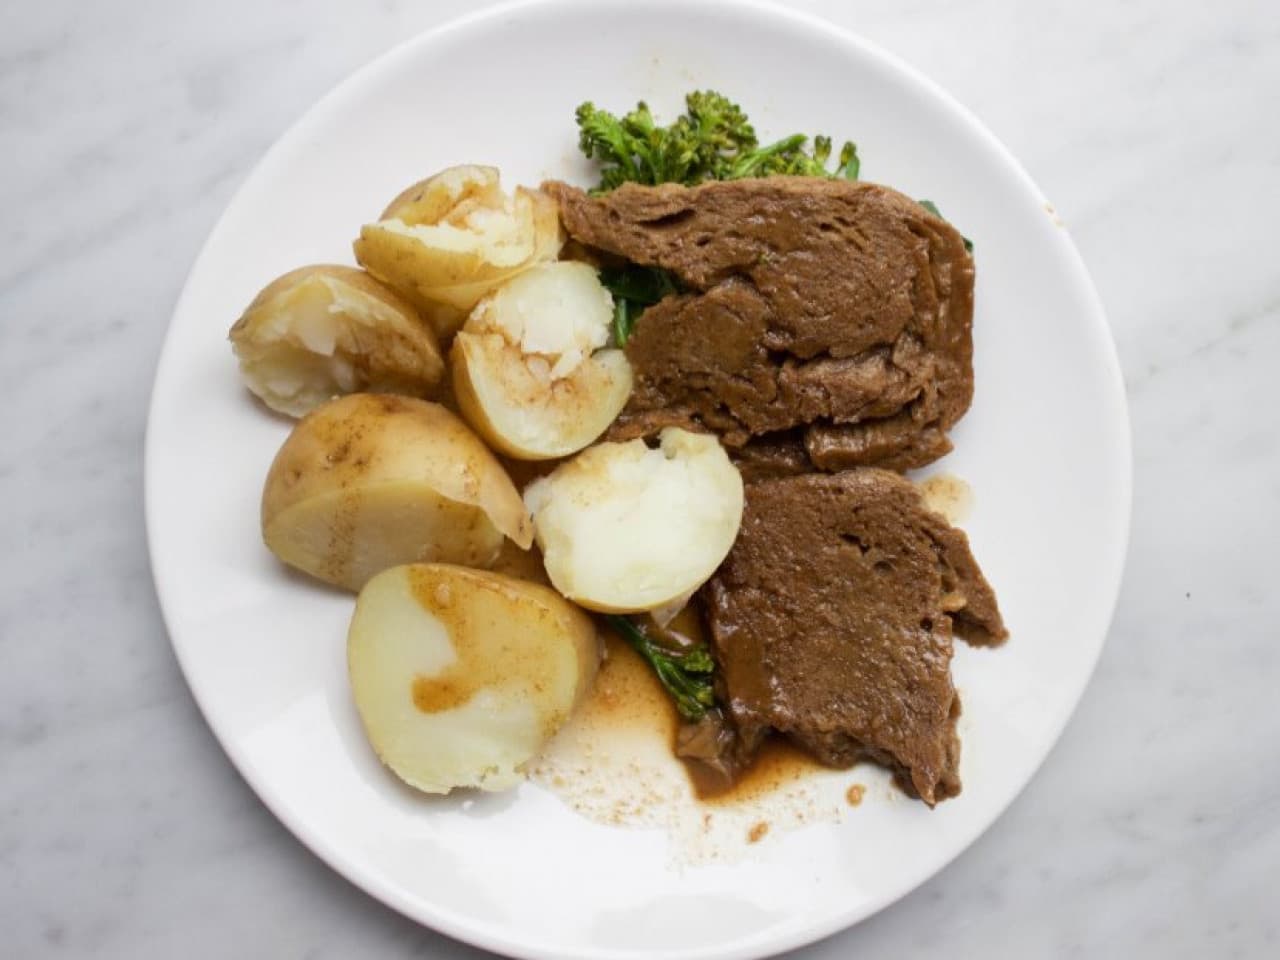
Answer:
(348, 563, 600, 793)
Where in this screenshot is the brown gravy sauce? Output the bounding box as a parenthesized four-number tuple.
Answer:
(580, 633, 678, 740)
(688, 737, 828, 803)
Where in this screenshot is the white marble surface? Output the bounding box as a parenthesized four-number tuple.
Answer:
(2, 0, 1277, 956)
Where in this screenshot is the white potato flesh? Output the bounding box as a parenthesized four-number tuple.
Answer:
(262, 394, 532, 591)
(229, 265, 444, 417)
(375, 206, 531, 276)
(348, 563, 600, 793)
(451, 262, 633, 460)
(353, 165, 563, 339)
(524, 428, 744, 612)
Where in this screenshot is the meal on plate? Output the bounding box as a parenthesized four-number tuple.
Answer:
(228, 91, 1006, 808)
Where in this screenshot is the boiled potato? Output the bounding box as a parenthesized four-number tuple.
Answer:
(229, 265, 444, 417)
(262, 394, 532, 591)
(348, 563, 600, 793)
(524, 428, 744, 612)
(353, 165, 563, 339)
(376, 163, 504, 223)
(451, 262, 633, 460)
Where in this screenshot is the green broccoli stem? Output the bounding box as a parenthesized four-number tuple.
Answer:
(728, 133, 809, 179)
(836, 141, 860, 180)
(606, 615, 717, 721)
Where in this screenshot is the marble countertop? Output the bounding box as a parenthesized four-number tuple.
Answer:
(3, 0, 1277, 956)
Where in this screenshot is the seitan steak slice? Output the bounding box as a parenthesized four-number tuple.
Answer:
(544, 177, 975, 471)
(701, 469, 1006, 805)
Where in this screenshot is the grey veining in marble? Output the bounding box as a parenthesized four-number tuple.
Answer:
(2, 0, 1278, 957)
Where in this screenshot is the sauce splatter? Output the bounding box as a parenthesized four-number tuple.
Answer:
(846, 783, 866, 807)
(747, 821, 770, 843)
(530, 628, 848, 864)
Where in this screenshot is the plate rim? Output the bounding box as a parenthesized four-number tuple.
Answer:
(144, 0, 1133, 957)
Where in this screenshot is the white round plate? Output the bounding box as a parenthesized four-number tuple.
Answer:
(145, 1, 1131, 957)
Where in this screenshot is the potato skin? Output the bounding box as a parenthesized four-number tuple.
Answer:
(347, 562, 601, 793)
(353, 165, 563, 339)
(232, 264, 424, 331)
(354, 188, 561, 291)
(229, 265, 444, 417)
(377, 164, 504, 223)
(261, 394, 533, 590)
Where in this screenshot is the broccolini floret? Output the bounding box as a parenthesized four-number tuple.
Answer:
(575, 90, 858, 192)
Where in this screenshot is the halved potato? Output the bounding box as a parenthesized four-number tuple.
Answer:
(451, 262, 633, 460)
(523, 428, 744, 612)
(229, 265, 444, 417)
(353, 166, 563, 339)
(262, 393, 532, 591)
(348, 563, 600, 793)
